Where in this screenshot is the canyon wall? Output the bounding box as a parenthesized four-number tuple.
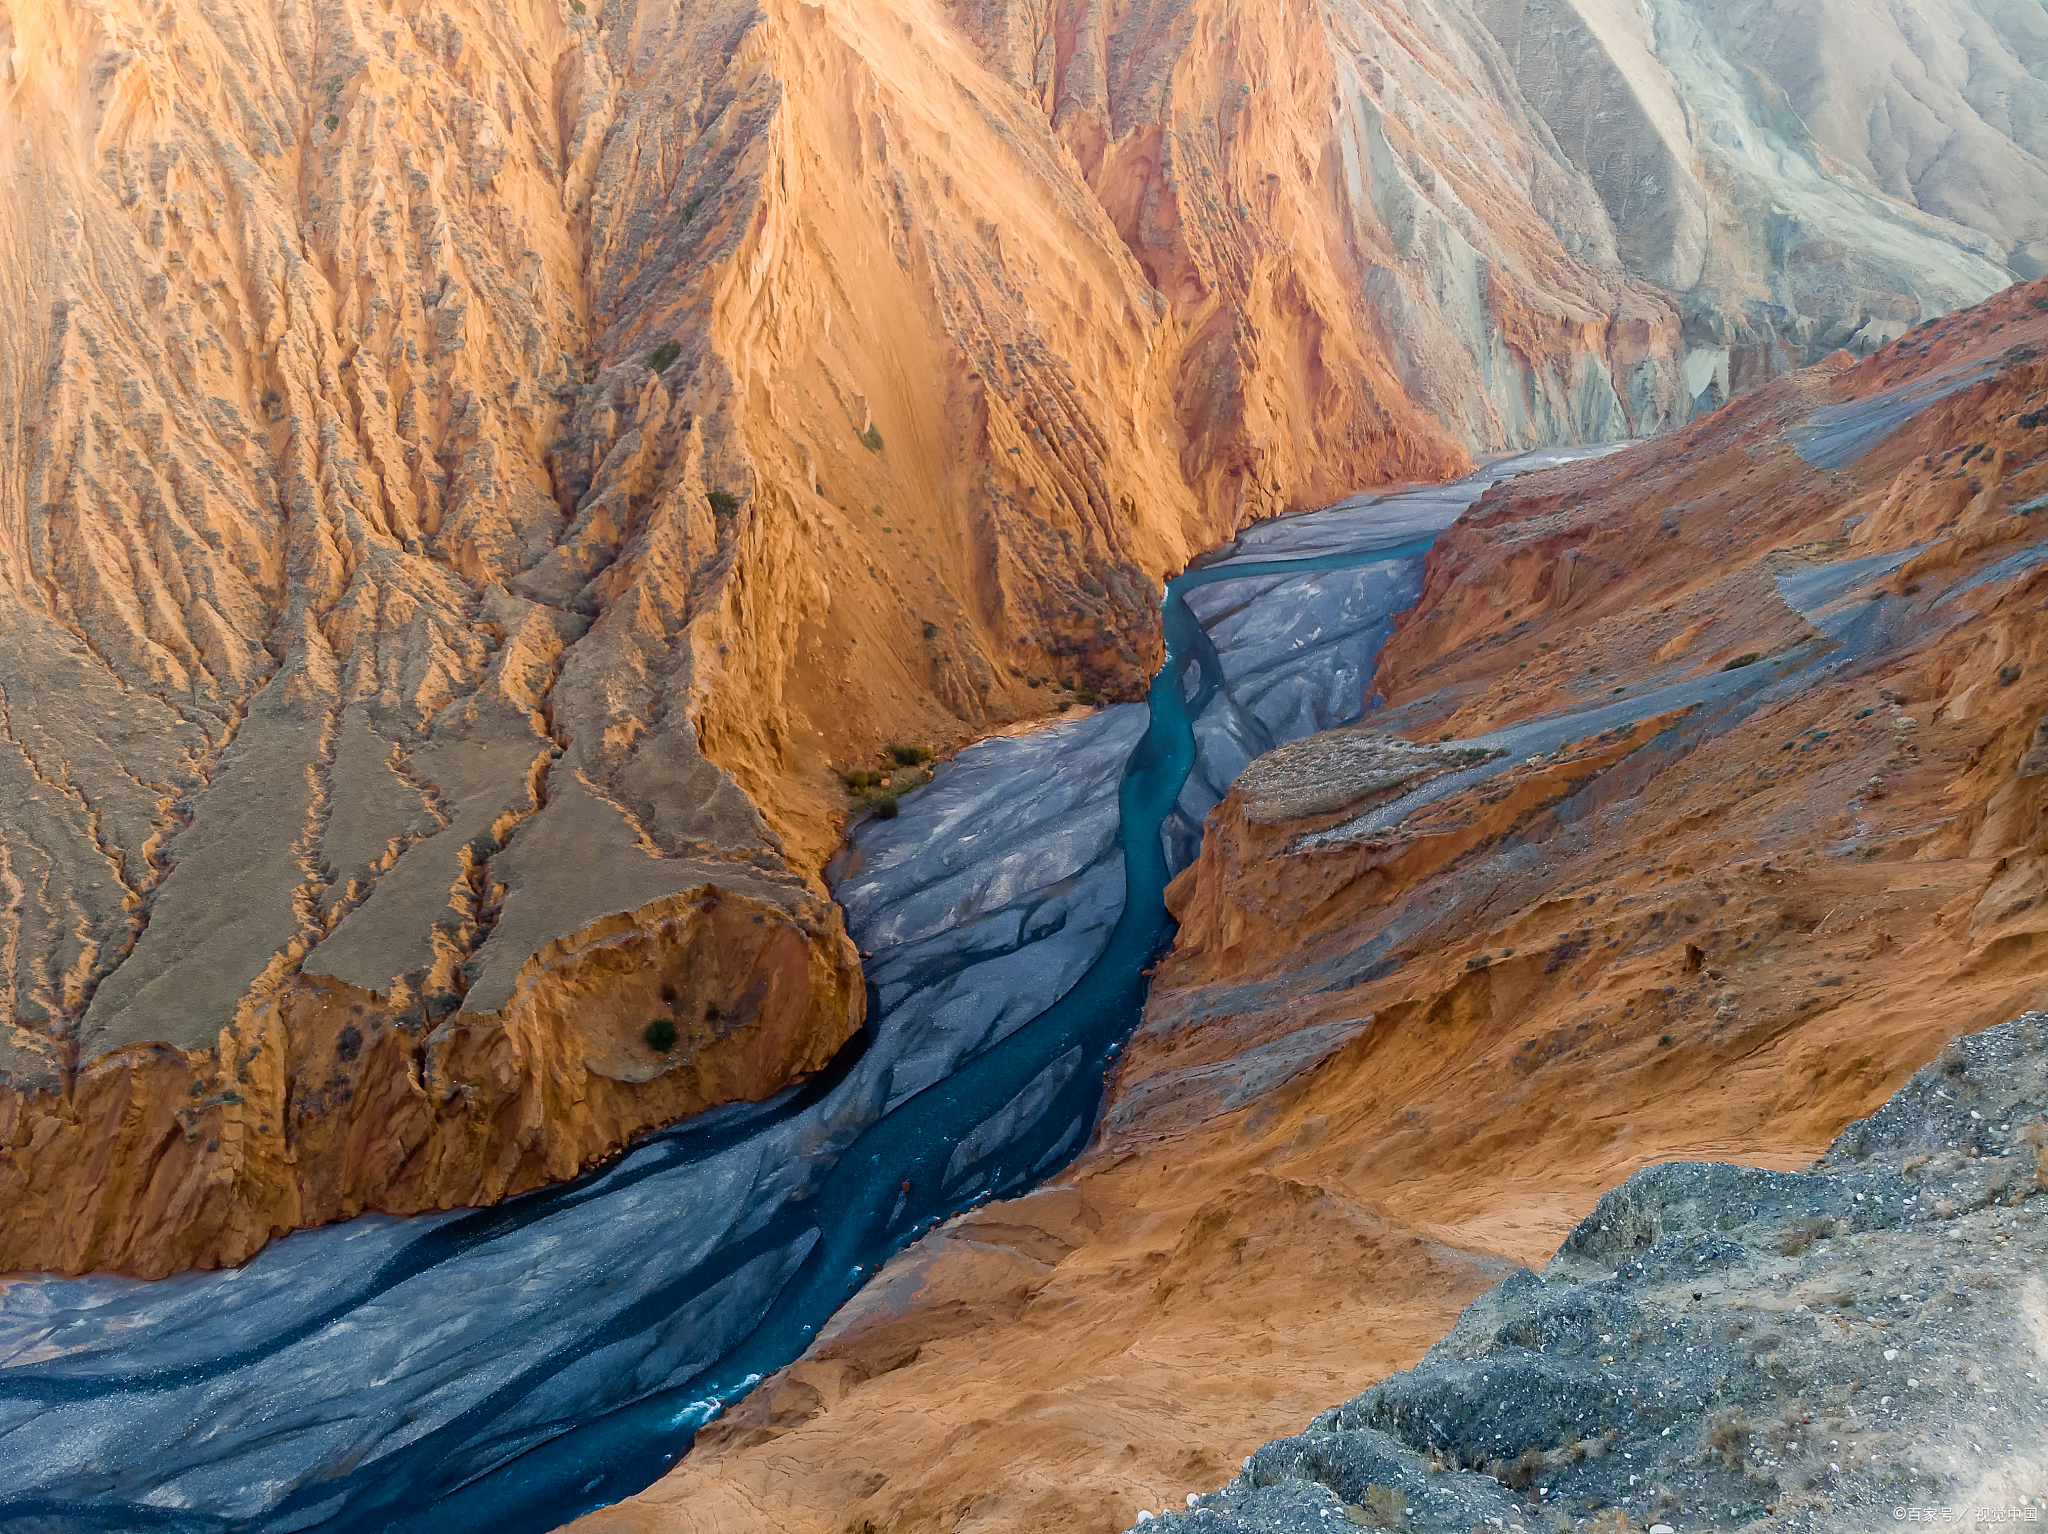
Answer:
(0, 0, 2040, 1273)
(577, 276, 2048, 1534)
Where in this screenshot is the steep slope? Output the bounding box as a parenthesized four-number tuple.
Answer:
(1148, 1016, 2048, 1533)
(0, 0, 2041, 1276)
(575, 276, 2048, 1534)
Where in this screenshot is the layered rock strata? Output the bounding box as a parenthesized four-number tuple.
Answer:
(1, 0, 2043, 1275)
(580, 276, 2048, 1534)
(0, 465, 1552, 1530)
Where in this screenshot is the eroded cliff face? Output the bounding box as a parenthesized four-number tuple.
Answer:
(0, 0, 2040, 1275)
(574, 277, 2048, 1534)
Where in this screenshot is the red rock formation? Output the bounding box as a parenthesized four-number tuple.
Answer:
(0, 0, 2039, 1275)
(576, 276, 2048, 1534)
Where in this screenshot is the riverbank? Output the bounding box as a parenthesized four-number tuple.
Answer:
(0, 450, 1611, 1533)
(571, 281, 2048, 1534)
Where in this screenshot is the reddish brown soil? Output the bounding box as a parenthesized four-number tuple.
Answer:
(571, 278, 2048, 1534)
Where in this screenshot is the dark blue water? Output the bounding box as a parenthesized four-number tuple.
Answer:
(0, 540, 1435, 1534)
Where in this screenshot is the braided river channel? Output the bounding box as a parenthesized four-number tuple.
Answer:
(0, 449, 1613, 1534)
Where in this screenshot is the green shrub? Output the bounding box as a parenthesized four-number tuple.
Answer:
(707, 488, 740, 518)
(1359, 1483, 1406, 1528)
(860, 424, 884, 452)
(644, 1016, 678, 1053)
(681, 195, 702, 223)
(569, 0, 585, 11)
(1721, 652, 1762, 671)
(841, 769, 883, 790)
(921, 621, 939, 639)
(1074, 688, 1100, 706)
(875, 796, 899, 820)
(325, 114, 340, 130)
(647, 339, 682, 373)
(886, 742, 933, 766)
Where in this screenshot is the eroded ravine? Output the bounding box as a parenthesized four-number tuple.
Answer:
(0, 450, 1612, 1534)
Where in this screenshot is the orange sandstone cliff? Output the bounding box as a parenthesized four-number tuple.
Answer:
(572, 276, 2048, 1534)
(0, 0, 2041, 1274)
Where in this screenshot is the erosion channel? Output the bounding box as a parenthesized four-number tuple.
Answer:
(0, 448, 1613, 1534)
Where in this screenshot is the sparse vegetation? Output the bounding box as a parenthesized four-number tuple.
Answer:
(843, 754, 933, 821)
(921, 621, 939, 639)
(707, 488, 741, 518)
(647, 339, 682, 373)
(681, 195, 702, 223)
(1356, 1483, 1405, 1528)
(1778, 1214, 1836, 1256)
(325, 114, 340, 130)
(1703, 1409, 1753, 1466)
(1722, 652, 1762, 671)
(860, 423, 884, 452)
(643, 1017, 678, 1053)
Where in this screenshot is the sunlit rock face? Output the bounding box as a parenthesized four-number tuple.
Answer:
(0, 0, 2041, 1274)
(584, 276, 2048, 1534)
(1473, 0, 2047, 385)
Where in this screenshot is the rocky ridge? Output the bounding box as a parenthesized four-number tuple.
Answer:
(1137, 1014, 2048, 1534)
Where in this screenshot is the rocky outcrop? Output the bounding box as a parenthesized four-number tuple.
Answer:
(1139, 1014, 2048, 1533)
(0, 881, 859, 1276)
(577, 276, 2048, 1534)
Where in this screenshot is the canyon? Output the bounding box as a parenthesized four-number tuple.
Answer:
(0, 443, 1611, 1530)
(0, 0, 2046, 1522)
(576, 275, 2048, 1533)
(3, 0, 2045, 1275)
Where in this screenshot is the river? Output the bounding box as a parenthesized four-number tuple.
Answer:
(0, 448, 1616, 1534)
